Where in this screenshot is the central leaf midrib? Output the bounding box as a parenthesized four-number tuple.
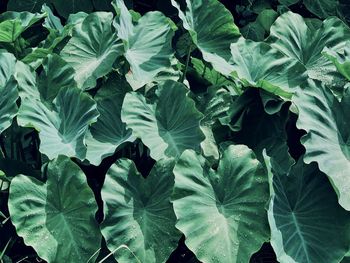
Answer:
(161, 129, 181, 156)
(291, 212, 311, 263)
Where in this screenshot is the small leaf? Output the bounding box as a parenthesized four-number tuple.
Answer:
(171, 0, 240, 76)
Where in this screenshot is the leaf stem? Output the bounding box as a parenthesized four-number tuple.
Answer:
(180, 44, 192, 83)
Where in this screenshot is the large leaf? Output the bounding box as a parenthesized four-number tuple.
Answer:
(101, 158, 181, 263)
(172, 145, 270, 263)
(8, 156, 101, 262)
(51, 0, 93, 19)
(38, 54, 77, 102)
(113, 0, 175, 89)
(293, 79, 350, 210)
(0, 11, 45, 43)
(121, 80, 205, 160)
(61, 12, 123, 90)
(85, 76, 134, 165)
(268, 11, 350, 95)
(14, 60, 40, 99)
(0, 52, 18, 133)
(18, 87, 99, 160)
(171, 0, 240, 76)
(230, 37, 307, 99)
(268, 158, 350, 263)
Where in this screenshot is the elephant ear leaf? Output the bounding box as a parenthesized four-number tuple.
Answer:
(230, 37, 307, 99)
(268, 11, 350, 96)
(121, 80, 205, 161)
(101, 158, 181, 263)
(85, 76, 134, 166)
(0, 52, 18, 134)
(113, 0, 175, 90)
(268, 158, 350, 263)
(293, 79, 350, 210)
(18, 87, 99, 160)
(171, 0, 240, 76)
(61, 12, 123, 90)
(8, 156, 101, 263)
(172, 145, 270, 263)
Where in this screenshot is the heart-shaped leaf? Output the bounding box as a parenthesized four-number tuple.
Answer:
(172, 144, 270, 263)
(171, 0, 240, 76)
(8, 156, 101, 262)
(230, 37, 307, 98)
(114, 0, 175, 89)
(85, 76, 134, 165)
(268, 158, 350, 263)
(121, 80, 205, 160)
(268, 11, 350, 96)
(101, 158, 181, 263)
(18, 87, 99, 160)
(61, 12, 123, 90)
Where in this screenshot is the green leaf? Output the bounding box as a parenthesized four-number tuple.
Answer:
(38, 54, 77, 102)
(61, 12, 123, 90)
(268, 11, 350, 96)
(8, 156, 101, 262)
(172, 145, 270, 263)
(85, 76, 134, 166)
(14, 60, 40, 99)
(191, 58, 234, 88)
(0, 11, 45, 42)
(0, 20, 22, 42)
(7, 0, 45, 12)
(230, 37, 307, 99)
(0, 52, 18, 134)
(113, 0, 175, 89)
(268, 159, 350, 263)
(51, 0, 94, 19)
(293, 79, 350, 210)
(323, 42, 350, 81)
(121, 80, 205, 160)
(42, 4, 63, 32)
(257, 9, 278, 31)
(101, 158, 181, 263)
(171, 0, 240, 76)
(17, 87, 99, 160)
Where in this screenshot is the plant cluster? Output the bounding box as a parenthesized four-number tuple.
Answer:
(0, 0, 350, 262)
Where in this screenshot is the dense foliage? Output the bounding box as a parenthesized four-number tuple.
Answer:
(0, 0, 350, 262)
